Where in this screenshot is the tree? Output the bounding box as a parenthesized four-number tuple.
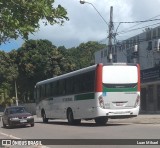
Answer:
(0, 0, 68, 44)
(0, 39, 106, 104)
(0, 51, 18, 107)
(67, 41, 106, 69)
(16, 39, 74, 102)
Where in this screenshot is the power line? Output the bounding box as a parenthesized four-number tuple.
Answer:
(114, 18, 160, 24)
(113, 16, 160, 51)
(117, 14, 160, 35)
(117, 22, 160, 35)
(98, 15, 160, 53)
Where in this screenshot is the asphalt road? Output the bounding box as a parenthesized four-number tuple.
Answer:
(0, 115, 160, 148)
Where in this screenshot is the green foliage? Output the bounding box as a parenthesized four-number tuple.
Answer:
(0, 39, 106, 105)
(0, 85, 14, 107)
(16, 39, 75, 101)
(0, 51, 17, 106)
(0, 0, 68, 43)
(67, 41, 106, 69)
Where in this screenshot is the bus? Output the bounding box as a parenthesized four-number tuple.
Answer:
(35, 63, 140, 125)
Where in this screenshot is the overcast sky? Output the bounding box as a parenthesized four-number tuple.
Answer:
(1, 0, 160, 51)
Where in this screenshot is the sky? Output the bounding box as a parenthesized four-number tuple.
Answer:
(1, 0, 160, 52)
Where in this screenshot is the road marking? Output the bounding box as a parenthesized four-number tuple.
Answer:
(0, 132, 50, 148)
(0, 132, 20, 139)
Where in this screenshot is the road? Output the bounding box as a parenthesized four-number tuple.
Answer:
(0, 116, 160, 148)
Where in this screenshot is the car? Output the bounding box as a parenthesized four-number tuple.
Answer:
(2, 106, 34, 128)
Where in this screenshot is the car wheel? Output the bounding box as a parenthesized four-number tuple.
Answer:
(8, 121, 13, 128)
(2, 120, 6, 128)
(31, 123, 34, 127)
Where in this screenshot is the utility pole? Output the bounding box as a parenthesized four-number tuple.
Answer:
(15, 80, 18, 106)
(108, 6, 114, 63)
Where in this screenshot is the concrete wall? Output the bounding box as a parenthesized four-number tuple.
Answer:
(141, 83, 160, 114)
(95, 48, 108, 64)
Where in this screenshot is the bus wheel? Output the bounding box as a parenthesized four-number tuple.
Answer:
(67, 109, 75, 125)
(42, 111, 48, 123)
(74, 119, 81, 125)
(95, 117, 108, 125)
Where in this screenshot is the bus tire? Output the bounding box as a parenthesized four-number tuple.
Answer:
(67, 109, 75, 125)
(74, 119, 81, 125)
(95, 117, 108, 125)
(42, 110, 48, 123)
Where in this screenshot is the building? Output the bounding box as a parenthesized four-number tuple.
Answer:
(95, 26, 160, 113)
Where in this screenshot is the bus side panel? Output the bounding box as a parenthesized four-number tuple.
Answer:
(73, 92, 107, 119)
(71, 93, 97, 119)
(36, 105, 41, 118)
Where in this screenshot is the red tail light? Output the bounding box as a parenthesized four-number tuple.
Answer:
(99, 96, 105, 109)
(134, 94, 140, 107)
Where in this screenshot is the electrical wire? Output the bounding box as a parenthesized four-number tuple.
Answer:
(118, 14, 160, 33)
(114, 18, 160, 24)
(117, 22, 160, 35)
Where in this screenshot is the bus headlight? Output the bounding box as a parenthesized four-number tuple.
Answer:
(98, 95, 105, 109)
(134, 94, 140, 107)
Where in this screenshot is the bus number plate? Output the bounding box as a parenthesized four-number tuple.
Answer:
(116, 102, 123, 106)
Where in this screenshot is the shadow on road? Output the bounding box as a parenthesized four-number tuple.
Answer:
(1, 125, 33, 129)
(35, 120, 131, 127)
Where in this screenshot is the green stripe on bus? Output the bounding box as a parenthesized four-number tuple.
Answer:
(74, 92, 95, 101)
(103, 86, 137, 92)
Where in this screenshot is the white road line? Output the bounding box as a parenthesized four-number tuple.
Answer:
(0, 132, 20, 139)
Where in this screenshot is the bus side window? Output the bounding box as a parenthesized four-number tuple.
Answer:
(50, 83, 53, 97)
(39, 85, 42, 100)
(39, 85, 45, 100)
(66, 77, 74, 95)
(52, 81, 59, 96)
(59, 79, 66, 95)
(82, 73, 88, 92)
(46, 83, 51, 98)
(42, 85, 46, 99)
(87, 71, 95, 92)
(74, 75, 80, 94)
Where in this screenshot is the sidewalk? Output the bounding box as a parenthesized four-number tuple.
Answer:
(109, 114, 160, 124)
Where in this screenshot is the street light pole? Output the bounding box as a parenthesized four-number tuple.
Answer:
(80, 0, 108, 25)
(80, 0, 114, 63)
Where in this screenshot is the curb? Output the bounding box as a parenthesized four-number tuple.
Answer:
(109, 115, 160, 124)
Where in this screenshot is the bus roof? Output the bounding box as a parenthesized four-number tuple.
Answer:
(36, 64, 97, 86)
(35, 63, 138, 86)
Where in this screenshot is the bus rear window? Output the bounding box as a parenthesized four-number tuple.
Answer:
(102, 65, 138, 84)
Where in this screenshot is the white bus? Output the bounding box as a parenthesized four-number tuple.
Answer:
(35, 63, 140, 125)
